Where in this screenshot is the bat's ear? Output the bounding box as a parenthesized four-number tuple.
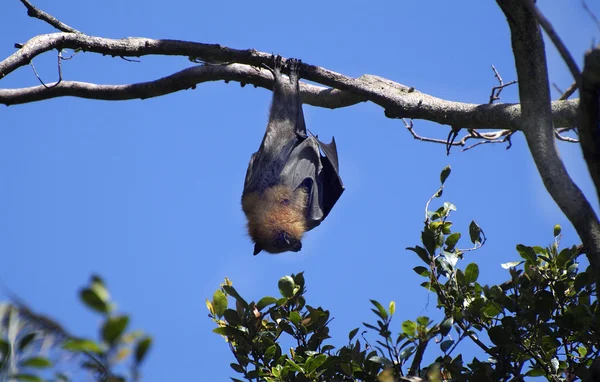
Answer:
(253, 244, 263, 256)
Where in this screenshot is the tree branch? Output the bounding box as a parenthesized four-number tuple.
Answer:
(523, 0, 582, 86)
(18, 0, 80, 33)
(0, 33, 580, 133)
(497, 0, 600, 292)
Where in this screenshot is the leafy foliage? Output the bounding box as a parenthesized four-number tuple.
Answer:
(0, 276, 152, 381)
(210, 166, 598, 381)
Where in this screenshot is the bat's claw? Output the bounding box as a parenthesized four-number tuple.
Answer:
(287, 58, 303, 81)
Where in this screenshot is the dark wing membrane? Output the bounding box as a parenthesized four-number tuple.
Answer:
(243, 153, 257, 192)
(316, 136, 344, 220)
(279, 138, 323, 231)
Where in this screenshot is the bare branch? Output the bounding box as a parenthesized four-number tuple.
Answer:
(558, 81, 578, 100)
(489, 64, 518, 104)
(19, 0, 80, 33)
(402, 118, 514, 152)
(497, 0, 600, 291)
(582, 0, 600, 35)
(0, 33, 580, 133)
(523, 0, 582, 86)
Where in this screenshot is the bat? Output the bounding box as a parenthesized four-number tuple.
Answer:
(241, 56, 344, 255)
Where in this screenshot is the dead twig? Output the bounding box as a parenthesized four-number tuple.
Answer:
(19, 0, 80, 33)
(489, 65, 518, 104)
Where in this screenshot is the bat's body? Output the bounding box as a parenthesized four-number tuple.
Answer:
(242, 56, 344, 255)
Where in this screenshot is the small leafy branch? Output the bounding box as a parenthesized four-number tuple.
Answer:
(0, 276, 152, 382)
(210, 166, 598, 381)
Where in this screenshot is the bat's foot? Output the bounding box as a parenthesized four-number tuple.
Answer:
(288, 58, 303, 82)
(273, 54, 283, 76)
(262, 54, 283, 79)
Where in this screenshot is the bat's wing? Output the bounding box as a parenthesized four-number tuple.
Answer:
(243, 153, 257, 191)
(315, 136, 344, 220)
(280, 135, 344, 232)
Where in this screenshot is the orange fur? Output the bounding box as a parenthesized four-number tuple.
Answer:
(242, 185, 308, 253)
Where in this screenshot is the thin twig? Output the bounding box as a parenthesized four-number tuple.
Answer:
(555, 129, 579, 143)
(29, 49, 64, 89)
(402, 119, 517, 153)
(558, 82, 578, 101)
(489, 65, 518, 104)
(524, 0, 582, 86)
(19, 0, 80, 33)
(581, 0, 600, 34)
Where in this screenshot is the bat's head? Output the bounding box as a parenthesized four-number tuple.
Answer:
(242, 185, 308, 255)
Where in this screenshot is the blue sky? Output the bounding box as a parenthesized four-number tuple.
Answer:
(1, 0, 598, 380)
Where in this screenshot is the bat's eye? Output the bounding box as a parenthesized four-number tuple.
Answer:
(281, 198, 290, 205)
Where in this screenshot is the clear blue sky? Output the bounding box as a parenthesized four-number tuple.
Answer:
(1, 1, 598, 380)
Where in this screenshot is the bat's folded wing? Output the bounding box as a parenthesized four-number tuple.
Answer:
(280, 136, 344, 232)
(315, 136, 345, 221)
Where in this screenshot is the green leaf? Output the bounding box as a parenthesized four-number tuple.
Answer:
(464, 263, 479, 284)
(264, 345, 278, 361)
(440, 340, 454, 353)
(399, 345, 416, 361)
(223, 309, 241, 326)
(440, 165, 451, 184)
(9, 374, 43, 382)
(406, 246, 431, 264)
(556, 248, 572, 268)
(401, 320, 416, 337)
(416, 316, 430, 327)
(212, 290, 228, 318)
(488, 326, 509, 346)
(516, 244, 536, 262)
(469, 221, 482, 245)
(525, 367, 546, 377)
(230, 363, 244, 374)
(289, 311, 302, 325)
(62, 339, 103, 354)
(205, 299, 214, 315)
(292, 272, 305, 290)
(553, 224, 561, 237)
(222, 285, 248, 309)
(278, 276, 296, 298)
(439, 317, 454, 336)
(578, 345, 588, 357)
(348, 328, 359, 342)
(370, 300, 388, 320)
(413, 266, 430, 277)
(285, 359, 305, 373)
(306, 354, 327, 372)
(101, 315, 129, 345)
(445, 233, 461, 249)
(135, 336, 152, 365)
(368, 355, 392, 366)
(80, 288, 110, 314)
(20, 356, 52, 368)
(422, 227, 438, 256)
(256, 296, 278, 311)
(575, 272, 589, 290)
(389, 301, 396, 316)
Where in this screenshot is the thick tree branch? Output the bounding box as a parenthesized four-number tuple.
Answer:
(579, 48, 600, 205)
(0, 33, 579, 133)
(497, 0, 600, 294)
